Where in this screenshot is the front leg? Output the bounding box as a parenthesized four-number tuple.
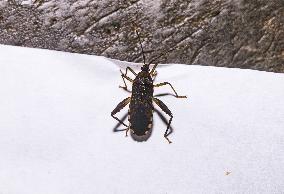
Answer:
(150, 63, 158, 76)
(119, 67, 136, 92)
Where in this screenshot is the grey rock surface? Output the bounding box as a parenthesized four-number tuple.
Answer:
(0, 0, 283, 72)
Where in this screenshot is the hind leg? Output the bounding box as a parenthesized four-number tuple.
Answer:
(111, 97, 131, 129)
(153, 97, 173, 144)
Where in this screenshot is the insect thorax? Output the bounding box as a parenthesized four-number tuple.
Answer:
(131, 71, 153, 99)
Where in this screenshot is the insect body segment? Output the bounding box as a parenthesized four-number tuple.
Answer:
(129, 71, 154, 141)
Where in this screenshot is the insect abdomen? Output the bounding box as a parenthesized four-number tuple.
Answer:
(129, 102, 153, 142)
(129, 103, 153, 132)
(128, 72, 154, 141)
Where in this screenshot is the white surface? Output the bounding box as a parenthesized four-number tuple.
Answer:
(0, 45, 284, 194)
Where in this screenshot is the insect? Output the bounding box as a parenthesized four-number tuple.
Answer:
(111, 29, 187, 143)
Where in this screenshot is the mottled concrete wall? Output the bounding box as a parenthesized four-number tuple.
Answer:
(0, 0, 283, 72)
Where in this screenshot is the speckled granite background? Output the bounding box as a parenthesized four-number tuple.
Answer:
(0, 0, 283, 72)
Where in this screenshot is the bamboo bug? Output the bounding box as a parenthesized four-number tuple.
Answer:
(111, 30, 187, 144)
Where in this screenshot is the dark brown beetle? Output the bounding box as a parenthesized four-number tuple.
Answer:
(111, 30, 187, 143)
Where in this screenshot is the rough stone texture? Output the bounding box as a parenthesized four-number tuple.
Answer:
(0, 0, 283, 72)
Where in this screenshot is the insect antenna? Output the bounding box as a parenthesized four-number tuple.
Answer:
(135, 29, 147, 65)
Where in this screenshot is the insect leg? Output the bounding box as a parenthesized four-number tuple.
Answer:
(150, 63, 158, 77)
(154, 82, 187, 98)
(153, 97, 173, 144)
(119, 70, 129, 91)
(152, 72, 158, 82)
(125, 67, 137, 76)
(151, 65, 158, 81)
(113, 113, 128, 133)
(119, 69, 134, 92)
(111, 97, 131, 128)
